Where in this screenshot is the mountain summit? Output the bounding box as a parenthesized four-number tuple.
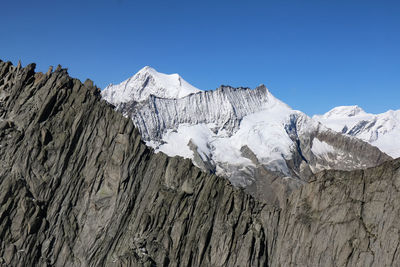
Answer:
(101, 66, 200, 104)
(319, 105, 367, 118)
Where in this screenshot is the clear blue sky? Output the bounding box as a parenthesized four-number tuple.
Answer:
(1, 0, 399, 115)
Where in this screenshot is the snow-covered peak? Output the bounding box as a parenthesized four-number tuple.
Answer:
(138, 65, 157, 74)
(314, 107, 400, 158)
(101, 66, 201, 104)
(319, 105, 367, 119)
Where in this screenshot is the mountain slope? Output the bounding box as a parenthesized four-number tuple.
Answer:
(0, 60, 399, 266)
(314, 106, 400, 158)
(102, 68, 391, 203)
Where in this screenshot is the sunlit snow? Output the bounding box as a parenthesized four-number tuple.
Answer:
(314, 106, 400, 158)
(102, 66, 200, 104)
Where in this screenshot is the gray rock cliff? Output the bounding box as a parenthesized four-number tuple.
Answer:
(0, 60, 399, 266)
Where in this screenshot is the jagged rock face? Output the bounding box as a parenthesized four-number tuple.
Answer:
(271, 159, 400, 266)
(1, 61, 399, 266)
(103, 71, 391, 203)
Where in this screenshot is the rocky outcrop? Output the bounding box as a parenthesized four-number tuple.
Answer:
(272, 159, 400, 266)
(0, 60, 399, 266)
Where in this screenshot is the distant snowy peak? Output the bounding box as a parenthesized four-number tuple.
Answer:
(320, 105, 367, 119)
(101, 66, 200, 104)
(314, 106, 400, 158)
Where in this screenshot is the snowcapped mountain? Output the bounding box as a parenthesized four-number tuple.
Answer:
(102, 67, 391, 204)
(314, 106, 400, 158)
(102, 66, 200, 104)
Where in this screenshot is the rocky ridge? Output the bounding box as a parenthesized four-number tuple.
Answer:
(0, 61, 399, 266)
